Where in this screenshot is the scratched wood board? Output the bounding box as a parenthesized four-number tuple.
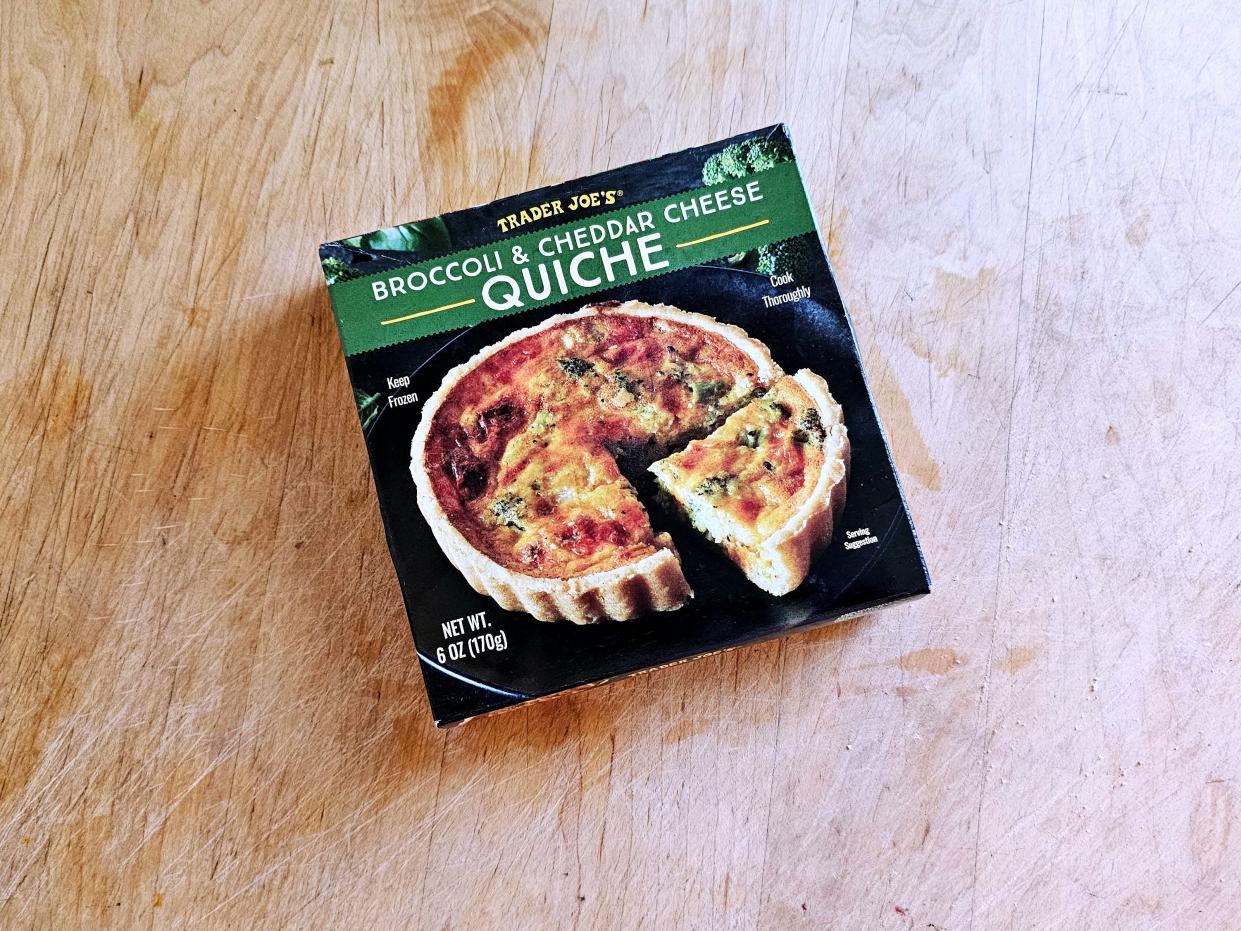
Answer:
(1, 1, 1238, 928)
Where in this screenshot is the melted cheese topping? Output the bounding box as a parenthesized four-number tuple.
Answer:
(650, 375, 828, 543)
(423, 308, 768, 577)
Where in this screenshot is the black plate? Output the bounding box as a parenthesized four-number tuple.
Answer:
(354, 262, 927, 708)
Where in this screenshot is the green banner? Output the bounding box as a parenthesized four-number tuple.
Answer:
(327, 161, 816, 356)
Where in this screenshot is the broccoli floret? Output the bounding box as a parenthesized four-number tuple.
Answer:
(661, 364, 690, 385)
(793, 408, 826, 447)
(702, 135, 795, 184)
(557, 356, 596, 379)
(742, 137, 794, 171)
(690, 379, 729, 405)
(702, 149, 739, 185)
(709, 145, 744, 182)
(693, 473, 736, 497)
(740, 426, 765, 448)
(489, 492, 526, 529)
(322, 256, 361, 285)
(614, 371, 643, 396)
(756, 237, 819, 280)
(765, 399, 793, 420)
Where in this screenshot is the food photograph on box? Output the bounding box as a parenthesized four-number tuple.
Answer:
(320, 126, 929, 725)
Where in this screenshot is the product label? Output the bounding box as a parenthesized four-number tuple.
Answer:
(326, 161, 815, 355)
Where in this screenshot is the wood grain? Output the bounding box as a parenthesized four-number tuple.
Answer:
(2, 1, 1239, 927)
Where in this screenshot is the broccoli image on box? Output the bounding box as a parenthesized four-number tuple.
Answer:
(756, 237, 819, 280)
(702, 136, 795, 183)
(702, 135, 817, 280)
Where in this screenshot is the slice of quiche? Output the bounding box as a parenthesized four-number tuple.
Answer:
(649, 369, 848, 596)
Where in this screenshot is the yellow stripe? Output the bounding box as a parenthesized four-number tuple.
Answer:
(380, 298, 476, 326)
(675, 218, 770, 249)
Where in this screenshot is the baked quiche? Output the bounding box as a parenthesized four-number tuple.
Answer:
(410, 300, 782, 622)
(649, 369, 849, 596)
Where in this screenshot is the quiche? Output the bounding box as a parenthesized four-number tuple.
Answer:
(410, 300, 782, 622)
(649, 369, 849, 596)
(411, 300, 850, 621)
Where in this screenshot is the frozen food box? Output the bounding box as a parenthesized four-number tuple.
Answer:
(319, 125, 929, 725)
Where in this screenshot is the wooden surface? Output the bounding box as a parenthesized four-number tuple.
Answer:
(2, 1, 1239, 927)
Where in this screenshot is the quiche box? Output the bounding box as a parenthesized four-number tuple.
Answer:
(319, 125, 929, 726)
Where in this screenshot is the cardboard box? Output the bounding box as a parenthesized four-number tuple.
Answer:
(320, 125, 929, 725)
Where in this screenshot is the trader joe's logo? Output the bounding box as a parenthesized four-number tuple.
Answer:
(496, 190, 624, 232)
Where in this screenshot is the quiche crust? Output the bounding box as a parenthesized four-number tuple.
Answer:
(650, 369, 849, 596)
(410, 300, 780, 623)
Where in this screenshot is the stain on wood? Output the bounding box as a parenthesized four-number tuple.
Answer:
(898, 648, 963, 676)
